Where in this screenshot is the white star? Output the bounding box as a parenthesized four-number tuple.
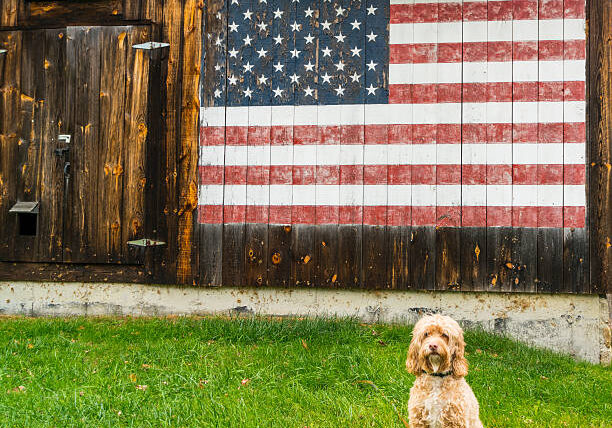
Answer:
(304, 33, 314, 44)
(257, 47, 268, 58)
(259, 0, 267, 3)
(257, 21, 268, 32)
(335, 85, 345, 96)
(367, 60, 377, 71)
(335, 6, 345, 16)
(229, 21, 239, 32)
(243, 61, 254, 73)
(335, 60, 345, 71)
(273, 86, 284, 97)
(273, 61, 284, 72)
(335, 32, 346, 43)
(304, 61, 315, 72)
(258, 74, 268, 85)
(350, 19, 361, 30)
(350, 46, 362, 57)
(321, 20, 331, 31)
(228, 75, 238, 85)
(214, 63, 222, 71)
(273, 8, 283, 19)
(366, 31, 378, 42)
(228, 47, 239, 58)
(350, 72, 361, 82)
(291, 48, 301, 58)
(290, 73, 300, 84)
(305, 7, 314, 17)
(243, 87, 253, 98)
(366, 84, 377, 95)
(321, 72, 332, 83)
(231, 0, 238, 4)
(216, 11, 222, 19)
(321, 46, 332, 57)
(243, 34, 252, 46)
(215, 36, 223, 46)
(243, 9, 252, 20)
(214, 88, 222, 98)
(367, 5, 377, 15)
(304, 86, 314, 97)
(273, 34, 283, 45)
(291, 21, 301, 32)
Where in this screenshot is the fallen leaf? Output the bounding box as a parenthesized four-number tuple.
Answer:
(27, 343, 33, 349)
(129, 373, 137, 383)
(141, 364, 151, 369)
(198, 379, 208, 388)
(301, 339, 309, 350)
(371, 330, 379, 336)
(135, 384, 148, 391)
(377, 340, 387, 347)
(241, 378, 250, 386)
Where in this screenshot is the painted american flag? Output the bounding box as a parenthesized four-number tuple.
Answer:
(199, 0, 586, 228)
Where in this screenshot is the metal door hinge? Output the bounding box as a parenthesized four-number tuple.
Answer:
(0, 49, 7, 54)
(132, 42, 170, 50)
(9, 201, 39, 214)
(127, 239, 166, 247)
(58, 134, 71, 144)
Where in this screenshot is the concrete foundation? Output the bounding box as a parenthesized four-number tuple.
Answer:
(0, 281, 609, 364)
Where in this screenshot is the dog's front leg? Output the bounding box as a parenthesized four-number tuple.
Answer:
(408, 406, 430, 428)
(440, 403, 468, 428)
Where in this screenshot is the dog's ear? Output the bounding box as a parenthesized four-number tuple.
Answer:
(406, 333, 422, 375)
(451, 333, 468, 377)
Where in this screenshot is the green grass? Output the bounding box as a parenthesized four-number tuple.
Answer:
(0, 316, 610, 427)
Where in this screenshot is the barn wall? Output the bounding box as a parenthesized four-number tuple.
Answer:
(197, 0, 603, 293)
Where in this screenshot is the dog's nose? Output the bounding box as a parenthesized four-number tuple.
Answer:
(429, 344, 438, 351)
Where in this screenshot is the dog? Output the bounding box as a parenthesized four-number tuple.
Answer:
(406, 314, 483, 428)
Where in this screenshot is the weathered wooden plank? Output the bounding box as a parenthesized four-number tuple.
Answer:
(0, 31, 22, 260)
(0, 0, 19, 26)
(510, 228, 538, 292)
(435, 227, 461, 291)
(363, 225, 387, 289)
(486, 226, 513, 291)
(387, 225, 411, 289)
(244, 221, 268, 287)
(63, 26, 102, 262)
(291, 224, 316, 286)
(176, 0, 202, 284)
(536, 228, 563, 293)
(122, 25, 150, 264)
(122, 0, 142, 20)
(36, 29, 65, 261)
(160, 0, 182, 281)
(587, 0, 611, 294)
(98, 26, 128, 263)
(562, 227, 588, 293)
(459, 228, 486, 291)
(316, 224, 339, 286)
(21, 1, 123, 27)
(0, 261, 152, 283)
(409, 226, 436, 290)
(268, 225, 292, 287)
(12, 30, 45, 261)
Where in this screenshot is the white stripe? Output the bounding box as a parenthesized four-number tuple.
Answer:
(390, 20, 585, 44)
(202, 103, 584, 127)
(199, 144, 582, 166)
(391, 61, 585, 84)
(199, 184, 580, 206)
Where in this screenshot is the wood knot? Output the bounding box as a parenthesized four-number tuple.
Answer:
(271, 252, 281, 265)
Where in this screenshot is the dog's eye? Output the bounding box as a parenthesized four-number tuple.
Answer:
(423, 332, 429, 337)
(442, 333, 449, 340)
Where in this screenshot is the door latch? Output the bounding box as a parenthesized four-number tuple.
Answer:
(54, 147, 70, 157)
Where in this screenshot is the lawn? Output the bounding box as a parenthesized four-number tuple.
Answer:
(0, 316, 610, 427)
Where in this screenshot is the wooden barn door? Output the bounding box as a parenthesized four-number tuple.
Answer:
(63, 25, 151, 264)
(0, 29, 66, 262)
(0, 25, 153, 264)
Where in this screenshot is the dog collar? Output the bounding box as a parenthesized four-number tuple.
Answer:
(423, 370, 453, 377)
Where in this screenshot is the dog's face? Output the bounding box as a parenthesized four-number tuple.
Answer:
(406, 314, 468, 377)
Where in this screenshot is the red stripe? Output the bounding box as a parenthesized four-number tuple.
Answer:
(200, 164, 585, 186)
(199, 205, 585, 227)
(389, 40, 585, 64)
(201, 123, 585, 146)
(390, 81, 584, 104)
(390, 0, 583, 24)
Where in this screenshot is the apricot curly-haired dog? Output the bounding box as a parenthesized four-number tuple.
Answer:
(406, 314, 483, 428)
